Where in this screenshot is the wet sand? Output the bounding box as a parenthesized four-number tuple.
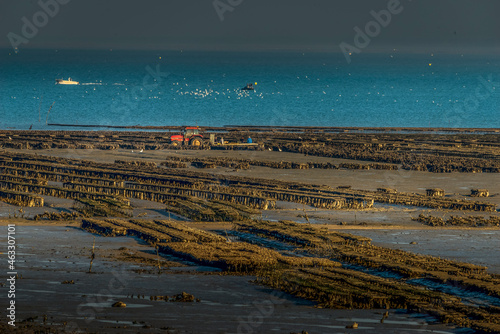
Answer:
(0, 132, 499, 333)
(334, 228, 500, 274)
(0, 223, 462, 334)
(7, 148, 499, 206)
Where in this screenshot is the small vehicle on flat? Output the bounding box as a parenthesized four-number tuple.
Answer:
(170, 126, 204, 146)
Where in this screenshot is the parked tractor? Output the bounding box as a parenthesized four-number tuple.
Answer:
(170, 126, 204, 146)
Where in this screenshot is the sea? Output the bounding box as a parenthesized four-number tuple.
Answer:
(0, 49, 499, 130)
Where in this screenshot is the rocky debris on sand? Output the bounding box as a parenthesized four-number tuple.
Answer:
(346, 322, 358, 329)
(146, 292, 200, 302)
(171, 292, 195, 302)
(112, 301, 127, 307)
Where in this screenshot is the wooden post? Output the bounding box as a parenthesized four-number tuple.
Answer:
(46, 102, 55, 125)
(38, 95, 43, 123)
(156, 245, 161, 274)
(303, 204, 310, 224)
(88, 237, 96, 273)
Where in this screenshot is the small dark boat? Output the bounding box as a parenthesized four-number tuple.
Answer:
(241, 83, 255, 91)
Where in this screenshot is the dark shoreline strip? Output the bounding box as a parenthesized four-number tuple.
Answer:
(46, 123, 500, 134)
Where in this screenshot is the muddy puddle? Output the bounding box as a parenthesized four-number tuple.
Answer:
(407, 278, 500, 308)
(216, 230, 296, 251)
(217, 228, 499, 315)
(339, 229, 500, 274)
(342, 263, 405, 280)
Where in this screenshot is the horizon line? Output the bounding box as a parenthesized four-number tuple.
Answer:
(3, 46, 500, 56)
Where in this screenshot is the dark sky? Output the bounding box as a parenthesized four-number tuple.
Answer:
(1, 0, 499, 53)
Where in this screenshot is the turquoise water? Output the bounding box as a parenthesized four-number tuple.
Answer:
(0, 49, 498, 130)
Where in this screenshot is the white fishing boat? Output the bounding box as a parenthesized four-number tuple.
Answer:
(56, 77, 79, 85)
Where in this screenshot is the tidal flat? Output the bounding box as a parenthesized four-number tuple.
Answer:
(0, 128, 499, 333)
